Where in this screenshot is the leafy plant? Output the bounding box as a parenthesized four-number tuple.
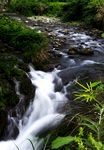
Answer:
(61, 0, 104, 29)
(51, 106, 104, 149)
(51, 126, 104, 150)
(102, 33, 104, 38)
(79, 104, 104, 141)
(0, 16, 47, 64)
(74, 81, 103, 106)
(51, 81, 104, 150)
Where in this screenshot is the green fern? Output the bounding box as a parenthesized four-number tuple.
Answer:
(74, 81, 103, 106)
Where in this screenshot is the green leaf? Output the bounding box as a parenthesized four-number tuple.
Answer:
(79, 116, 98, 130)
(98, 84, 104, 91)
(101, 33, 104, 38)
(51, 136, 75, 149)
(65, 146, 71, 150)
(79, 123, 97, 133)
(74, 80, 88, 90)
(91, 81, 101, 87)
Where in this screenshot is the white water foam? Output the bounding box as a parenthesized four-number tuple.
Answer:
(0, 66, 67, 150)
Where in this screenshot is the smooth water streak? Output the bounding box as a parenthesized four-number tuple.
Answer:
(0, 66, 67, 150)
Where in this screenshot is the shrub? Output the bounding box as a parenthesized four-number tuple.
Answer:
(61, 0, 104, 29)
(0, 15, 47, 63)
(44, 2, 66, 16)
(7, 0, 46, 16)
(7, 0, 66, 16)
(62, 0, 90, 21)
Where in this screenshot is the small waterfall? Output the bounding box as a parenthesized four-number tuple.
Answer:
(5, 80, 25, 139)
(2, 15, 104, 150)
(0, 66, 67, 150)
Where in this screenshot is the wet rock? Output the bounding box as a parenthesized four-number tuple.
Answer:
(0, 110, 7, 139)
(48, 50, 62, 58)
(59, 29, 69, 35)
(48, 33, 57, 38)
(58, 64, 104, 85)
(0, 51, 35, 139)
(68, 46, 94, 55)
(20, 74, 35, 98)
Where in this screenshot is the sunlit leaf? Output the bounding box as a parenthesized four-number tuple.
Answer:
(91, 81, 101, 87)
(79, 116, 99, 130)
(51, 136, 75, 149)
(102, 33, 104, 38)
(79, 123, 97, 133)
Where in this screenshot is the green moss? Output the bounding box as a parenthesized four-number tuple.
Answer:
(0, 54, 21, 107)
(20, 75, 34, 95)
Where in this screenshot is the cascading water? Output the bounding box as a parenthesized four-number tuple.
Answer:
(0, 66, 67, 150)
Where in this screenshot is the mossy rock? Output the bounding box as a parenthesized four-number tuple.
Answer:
(68, 47, 94, 55)
(20, 74, 35, 96)
(0, 51, 35, 138)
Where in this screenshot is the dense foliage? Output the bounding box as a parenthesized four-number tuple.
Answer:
(0, 15, 47, 63)
(51, 81, 104, 150)
(7, 0, 66, 16)
(6, 0, 104, 29)
(61, 0, 104, 30)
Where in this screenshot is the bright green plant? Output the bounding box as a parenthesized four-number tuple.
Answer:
(51, 105, 104, 150)
(44, 2, 66, 16)
(74, 81, 103, 106)
(51, 81, 104, 150)
(51, 126, 104, 149)
(102, 33, 104, 38)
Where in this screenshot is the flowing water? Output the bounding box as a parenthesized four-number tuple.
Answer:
(0, 66, 68, 150)
(0, 15, 104, 149)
